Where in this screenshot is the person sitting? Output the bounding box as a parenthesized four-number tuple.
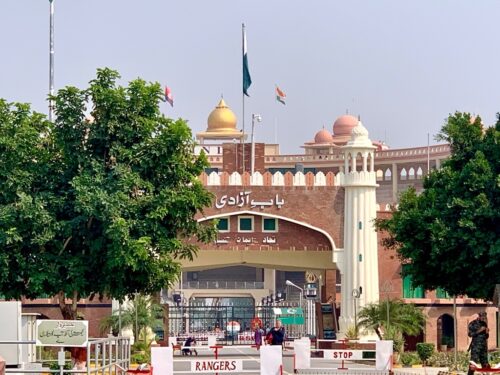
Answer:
(182, 337, 198, 356)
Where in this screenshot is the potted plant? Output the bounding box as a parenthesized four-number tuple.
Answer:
(344, 325, 360, 348)
(416, 343, 435, 366)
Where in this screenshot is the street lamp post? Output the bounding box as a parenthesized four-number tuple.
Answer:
(286, 280, 303, 309)
(352, 288, 361, 337)
(381, 280, 394, 331)
(286, 280, 306, 335)
(251, 114, 262, 176)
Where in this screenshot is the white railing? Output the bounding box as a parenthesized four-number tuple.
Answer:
(183, 281, 264, 289)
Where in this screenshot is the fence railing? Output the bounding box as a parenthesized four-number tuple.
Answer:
(1, 336, 130, 375)
(166, 303, 311, 345)
(183, 281, 264, 289)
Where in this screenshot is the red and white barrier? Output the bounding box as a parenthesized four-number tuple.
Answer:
(151, 347, 173, 375)
(293, 339, 393, 372)
(375, 340, 393, 371)
(151, 344, 283, 374)
(260, 345, 282, 375)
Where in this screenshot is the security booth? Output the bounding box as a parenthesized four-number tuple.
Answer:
(305, 283, 318, 299)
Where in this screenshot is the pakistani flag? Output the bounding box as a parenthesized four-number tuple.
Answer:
(243, 24, 252, 96)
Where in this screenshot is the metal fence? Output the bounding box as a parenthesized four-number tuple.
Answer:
(183, 281, 264, 289)
(1, 336, 130, 375)
(166, 302, 311, 345)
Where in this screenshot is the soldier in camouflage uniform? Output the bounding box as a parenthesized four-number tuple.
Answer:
(467, 312, 489, 375)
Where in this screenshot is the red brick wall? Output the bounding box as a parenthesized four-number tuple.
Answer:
(377, 211, 403, 299)
(223, 143, 266, 174)
(201, 186, 345, 249)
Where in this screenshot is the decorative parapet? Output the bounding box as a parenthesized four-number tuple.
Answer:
(263, 144, 450, 164)
(199, 171, 338, 187)
(338, 171, 377, 186)
(375, 144, 450, 160)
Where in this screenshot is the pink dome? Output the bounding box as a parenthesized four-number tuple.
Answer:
(333, 115, 358, 136)
(314, 129, 333, 143)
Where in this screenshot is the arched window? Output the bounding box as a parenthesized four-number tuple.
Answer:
(416, 167, 423, 179)
(400, 168, 407, 181)
(437, 314, 455, 350)
(384, 169, 392, 181)
(356, 152, 363, 172)
(408, 167, 415, 180)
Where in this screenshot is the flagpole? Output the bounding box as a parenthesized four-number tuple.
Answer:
(241, 23, 246, 174)
(274, 117, 278, 144)
(49, 0, 55, 121)
(274, 84, 277, 144)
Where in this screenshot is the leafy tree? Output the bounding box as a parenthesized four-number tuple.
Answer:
(0, 68, 216, 319)
(376, 112, 500, 300)
(357, 299, 426, 340)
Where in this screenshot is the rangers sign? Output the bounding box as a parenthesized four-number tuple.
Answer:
(191, 359, 243, 373)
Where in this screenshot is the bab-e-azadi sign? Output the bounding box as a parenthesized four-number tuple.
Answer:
(36, 320, 88, 347)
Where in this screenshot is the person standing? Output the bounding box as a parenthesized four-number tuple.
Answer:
(467, 312, 489, 375)
(269, 320, 285, 346)
(254, 324, 264, 350)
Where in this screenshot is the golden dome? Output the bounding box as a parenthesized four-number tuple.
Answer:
(206, 99, 237, 133)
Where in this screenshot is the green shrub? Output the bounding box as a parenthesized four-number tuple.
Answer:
(400, 351, 421, 366)
(344, 325, 359, 340)
(416, 343, 435, 364)
(132, 341, 150, 352)
(48, 361, 72, 370)
(489, 351, 500, 366)
(131, 352, 149, 364)
(427, 350, 470, 371)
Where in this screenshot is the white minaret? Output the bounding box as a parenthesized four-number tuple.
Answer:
(337, 120, 379, 337)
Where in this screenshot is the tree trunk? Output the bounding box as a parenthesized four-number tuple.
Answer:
(57, 290, 79, 320)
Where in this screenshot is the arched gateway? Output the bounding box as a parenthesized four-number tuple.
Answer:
(172, 120, 380, 338)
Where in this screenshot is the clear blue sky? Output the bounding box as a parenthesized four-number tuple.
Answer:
(1, 0, 499, 154)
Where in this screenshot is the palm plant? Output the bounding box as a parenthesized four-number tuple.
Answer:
(357, 299, 426, 341)
(100, 294, 163, 341)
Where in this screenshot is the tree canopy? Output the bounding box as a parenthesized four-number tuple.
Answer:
(0, 68, 216, 318)
(376, 112, 500, 299)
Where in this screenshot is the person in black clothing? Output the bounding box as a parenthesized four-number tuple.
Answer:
(182, 337, 198, 356)
(467, 312, 489, 375)
(269, 320, 285, 346)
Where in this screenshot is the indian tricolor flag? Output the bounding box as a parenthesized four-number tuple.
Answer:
(276, 86, 286, 105)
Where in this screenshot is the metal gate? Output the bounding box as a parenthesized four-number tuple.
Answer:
(166, 301, 309, 345)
